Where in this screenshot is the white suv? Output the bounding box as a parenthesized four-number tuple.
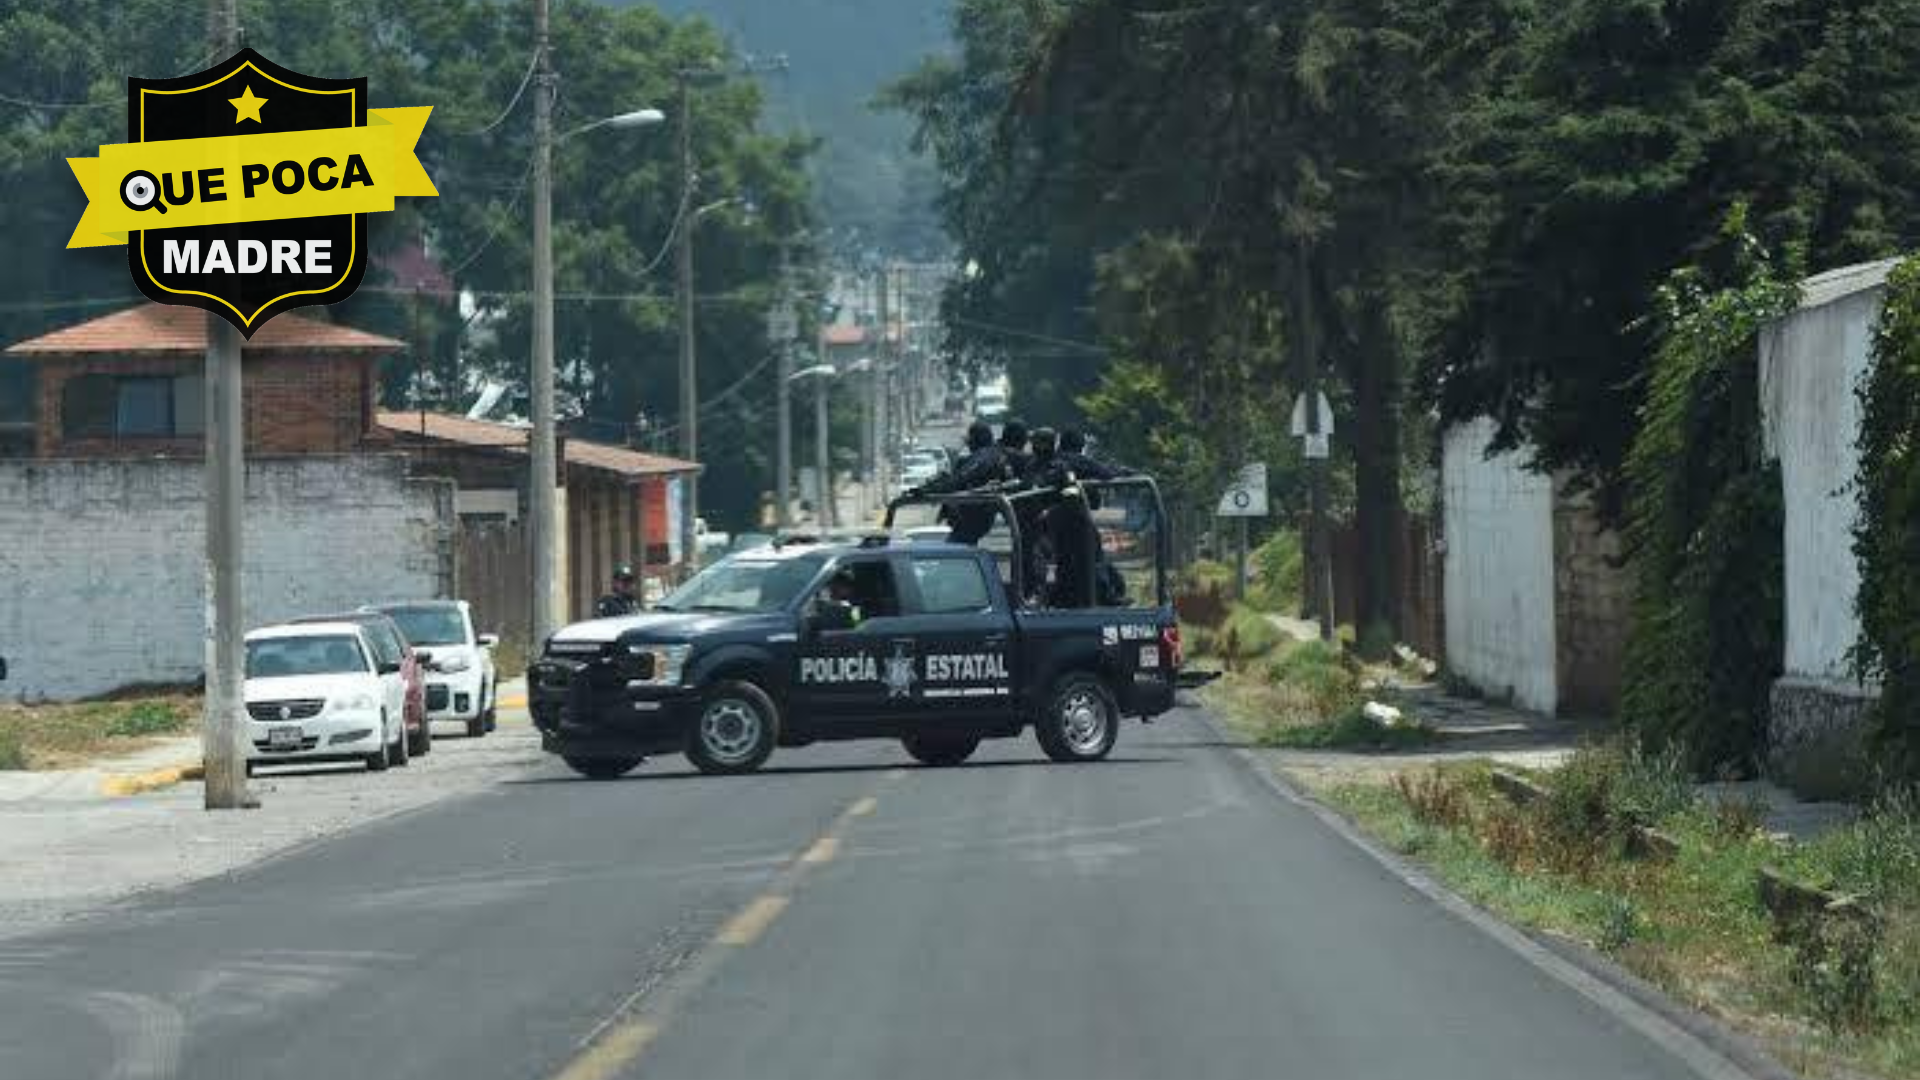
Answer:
(369, 601, 498, 738)
(244, 623, 409, 773)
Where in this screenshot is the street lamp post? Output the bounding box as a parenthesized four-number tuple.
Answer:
(789, 364, 836, 528)
(528, 13, 663, 651)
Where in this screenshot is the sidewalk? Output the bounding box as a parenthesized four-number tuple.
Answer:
(0, 679, 541, 940)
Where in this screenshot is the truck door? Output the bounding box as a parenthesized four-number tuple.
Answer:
(794, 555, 913, 722)
(903, 553, 1017, 719)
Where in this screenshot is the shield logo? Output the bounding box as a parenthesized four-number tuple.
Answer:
(278, 705, 292, 721)
(125, 50, 367, 337)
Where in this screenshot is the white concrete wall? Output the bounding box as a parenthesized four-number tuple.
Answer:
(0, 456, 454, 702)
(1442, 418, 1558, 714)
(1760, 281, 1883, 688)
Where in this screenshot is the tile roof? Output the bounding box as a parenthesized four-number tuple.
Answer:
(822, 324, 867, 347)
(376, 411, 701, 479)
(5, 304, 403, 356)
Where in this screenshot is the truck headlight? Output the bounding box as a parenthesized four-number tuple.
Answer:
(626, 643, 692, 687)
(435, 655, 471, 674)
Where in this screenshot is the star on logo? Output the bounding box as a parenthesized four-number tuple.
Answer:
(229, 85, 266, 124)
(882, 646, 917, 700)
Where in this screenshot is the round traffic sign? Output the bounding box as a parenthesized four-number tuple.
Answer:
(1231, 490, 1251, 509)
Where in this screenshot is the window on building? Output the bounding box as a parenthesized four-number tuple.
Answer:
(62, 372, 204, 439)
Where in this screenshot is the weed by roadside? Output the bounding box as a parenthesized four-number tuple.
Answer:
(1317, 751, 1920, 1079)
(1265, 639, 1364, 719)
(0, 695, 200, 770)
(1260, 708, 1440, 752)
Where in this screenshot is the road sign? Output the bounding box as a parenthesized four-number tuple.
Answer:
(1290, 392, 1335, 437)
(1217, 463, 1269, 517)
(767, 304, 797, 342)
(1303, 433, 1331, 459)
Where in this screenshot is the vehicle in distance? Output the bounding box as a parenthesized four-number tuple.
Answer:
(529, 524, 1184, 780)
(365, 601, 498, 738)
(243, 622, 410, 773)
(288, 610, 431, 758)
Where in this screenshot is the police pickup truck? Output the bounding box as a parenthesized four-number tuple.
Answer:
(529, 482, 1190, 779)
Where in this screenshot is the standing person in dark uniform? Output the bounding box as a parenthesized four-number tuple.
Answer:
(998, 419, 1033, 482)
(1058, 429, 1137, 606)
(911, 420, 1011, 544)
(595, 565, 643, 618)
(1012, 427, 1066, 602)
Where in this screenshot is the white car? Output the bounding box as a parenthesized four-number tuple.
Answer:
(244, 623, 409, 773)
(369, 601, 498, 738)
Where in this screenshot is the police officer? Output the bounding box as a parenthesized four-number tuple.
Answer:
(595, 565, 643, 618)
(1058, 429, 1136, 606)
(820, 568, 865, 626)
(998, 419, 1033, 481)
(912, 420, 1012, 544)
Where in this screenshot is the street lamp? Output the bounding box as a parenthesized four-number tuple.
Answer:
(789, 364, 837, 528)
(529, 67, 666, 653)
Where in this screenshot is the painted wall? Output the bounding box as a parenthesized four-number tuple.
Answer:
(1441, 418, 1558, 714)
(0, 455, 453, 702)
(1759, 282, 1882, 688)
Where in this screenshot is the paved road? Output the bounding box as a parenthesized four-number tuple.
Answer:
(0, 704, 1731, 1080)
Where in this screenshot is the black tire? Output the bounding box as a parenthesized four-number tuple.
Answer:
(367, 712, 393, 772)
(901, 732, 980, 767)
(482, 680, 498, 733)
(466, 712, 486, 738)
(389, 716, 410, 768)
(564, 755, 643, 780)
(408, 718, 432, 757)
(684, 680, 781, 775)
(1035, 673, 1120, 763)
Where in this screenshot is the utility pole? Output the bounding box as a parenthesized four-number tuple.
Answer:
(529, 0, 559, 649)
(201, 0, 250, 811)
(1295, 238, 1335, 641)
(675, 76, 700, 571)
(773, 255, 794, 529)
(814, 374, 831, 529)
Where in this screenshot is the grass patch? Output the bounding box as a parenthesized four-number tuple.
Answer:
(0, 695, 200, 770)
(1259, 708, 1440, 752)
(1265, 638, 1364, 719)
(1219, 604, 1283, 669)
(1312, 751, 1920, 1078)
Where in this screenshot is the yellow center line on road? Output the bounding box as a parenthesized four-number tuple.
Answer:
(549, 1019, 659, 1080)
(714, 894, 791, 946)
(544, 777, 901, 1080)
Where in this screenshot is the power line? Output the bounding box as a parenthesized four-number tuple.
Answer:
(450, 47, 541, 137)
(0, 47, 223, 111)
(947, 316, 1107, 355)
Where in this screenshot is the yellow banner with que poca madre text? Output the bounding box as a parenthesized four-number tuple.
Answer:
(66, 106, 436, 248)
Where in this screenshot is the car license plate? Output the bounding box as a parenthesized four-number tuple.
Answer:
(1139, 645, 1160, 669)
(267, 726, 301, 750)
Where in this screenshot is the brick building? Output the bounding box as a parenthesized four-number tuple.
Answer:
(5, 303, 399, 458)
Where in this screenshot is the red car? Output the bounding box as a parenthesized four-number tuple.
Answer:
(288, 611, 430, 757)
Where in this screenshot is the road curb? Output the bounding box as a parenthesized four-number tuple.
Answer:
(1193, 707, 1801, 1080)
(100, 762, 204, 798)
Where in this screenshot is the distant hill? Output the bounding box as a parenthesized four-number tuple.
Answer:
(603, 0, 953, 256)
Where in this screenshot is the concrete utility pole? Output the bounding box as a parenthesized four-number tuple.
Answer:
(773, 256, 794, 530)
(1295, 239, 1335, 641)
(529, 0, 560, 648)
(675, 75, 699, 570)
(202, 0, 250, 811)
(814, 374, 831, 528)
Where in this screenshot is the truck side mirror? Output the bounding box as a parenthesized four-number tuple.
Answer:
(478, 634, 500, 649)
(414, 649, 434, 666)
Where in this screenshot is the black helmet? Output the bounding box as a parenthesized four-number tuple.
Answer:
(999, 419, 1029, 450)
(966, 420, 994, 450)
(1060, 429, 1088, 454)
(613, 564, 637, 583)
(1030, 427, 1058, 456)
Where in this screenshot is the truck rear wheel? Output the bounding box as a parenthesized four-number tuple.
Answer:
(901, 732, 980, 767)
(1036, 673, 1119, 763)
(686, 681, 780, 775)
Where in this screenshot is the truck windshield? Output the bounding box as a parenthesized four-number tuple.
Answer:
(657, 553, 829, 613)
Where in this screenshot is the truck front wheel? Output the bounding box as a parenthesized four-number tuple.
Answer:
(686, 681, 780, 775)
(901, 732, 980, 767)
(1036, 673, 1119, 763)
